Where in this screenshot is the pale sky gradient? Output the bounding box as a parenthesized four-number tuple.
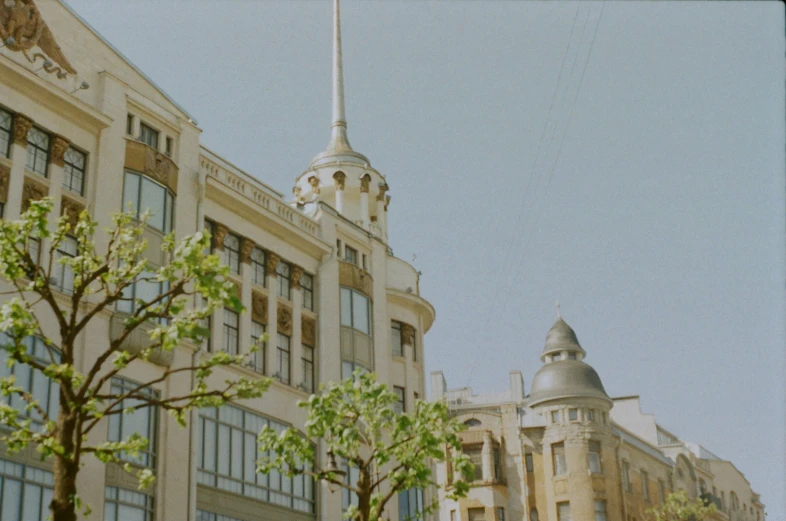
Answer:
(65, 1, 785, 517)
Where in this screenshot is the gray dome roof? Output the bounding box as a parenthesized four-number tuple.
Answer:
(542, 318, 586, 359)
(528, 360, 611, 407)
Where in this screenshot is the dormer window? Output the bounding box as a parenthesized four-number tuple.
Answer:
(139, 122, 159, 149)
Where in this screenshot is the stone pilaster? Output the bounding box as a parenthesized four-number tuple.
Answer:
(5, 114, 33, 219)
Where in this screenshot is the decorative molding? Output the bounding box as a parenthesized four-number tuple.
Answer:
(12, 114, 33, 146)
(124, 139, 179, 194)
(50, 135, 70, 168)
(0, 0, 78, 78)
(277, 305, 292, 335)
(291, 265, 304, 290)
(302, 316, 316, 346)
(333, 171, 346, 190)
(359, 174, 371, 193)
(401, 323, 416, 346)
(22, 176, 48, 212)
(0, 163, 10, 203)
(266, 252, 281, 277)
(376, 182, 389, 201)
(251, 291, 268, 324)
(60, 195, 84, 228)
(211, 223, 228, 251)
(338, 260, 373, 298)
(240, 237, 255, 264)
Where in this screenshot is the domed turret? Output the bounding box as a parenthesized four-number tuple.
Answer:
(528, 317, 611, 408)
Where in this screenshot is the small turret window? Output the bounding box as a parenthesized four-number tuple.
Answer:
(568, 352, 577, 360)
(568, 408, 579, 421)
(587, 409, 596, 422)
(588, 441, 602, 474)
(551, 410, 562, 424)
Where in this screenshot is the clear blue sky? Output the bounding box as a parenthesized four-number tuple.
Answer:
(66, 1, 784, 517)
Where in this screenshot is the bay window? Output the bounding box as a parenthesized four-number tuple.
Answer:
(340, 287, 370, 335)
(122, 170, 174, 233)
(340, 287, 373, 377)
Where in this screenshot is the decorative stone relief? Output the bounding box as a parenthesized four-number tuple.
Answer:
(376, 182, 389, 201)
(61, 195, 84, 228)
(333, 171, 346, 190)
(124, 140, 179, 194)
(50, 135, 70, 168)
(22, 177, 48, 212)
(240, 237, 255, 264)
(0, 164, 10, 203)
(211, 223, 228, 251)
(359, 174, 371, 193)
(302, 316, 316, 346)
(252, 291, 268, 324)
(0, 0, 78, 78)
(308, 176, 320, 194)
(12, 114, 32, 146)
(266, 252, 280, 277)
(401, 324, 416, 346)
(338, 261, 373, 298)
(291, 265, 303, 290)
(277, 306, 292, 335)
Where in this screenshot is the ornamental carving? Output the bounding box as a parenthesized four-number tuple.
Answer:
(302, 316, 316, 346)
(21, 176, 47, 212)
(60, 195, 84, 228)
(211, 223, 228, 251)
(401, 324, 416, 346)
(277, 305, 292, 335)
(12, 113, 32, 146)
(308, 176, 320, 195)
(359, 174, 371, 193)
(50, 135, 70, 168)
(333, 171, 346, 190)
(266, 252, 281, 277)
(291, 265, 303, 290)
(376, 182, 389, 201)
(0, 0, 78, 78)
(124, 140, 179, 194)
(0, 163, 10, 203)
(338, 260, 373, 299)
(240, 237, 255, 264)
(252, 291, 268, 324)
(384, 194, 391, 212)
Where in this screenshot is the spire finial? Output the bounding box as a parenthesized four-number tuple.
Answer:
(328, 0, 353, 152)
(556, 300, 561, 319)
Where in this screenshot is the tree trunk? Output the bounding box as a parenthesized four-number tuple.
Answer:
(50, 412, 79, 521)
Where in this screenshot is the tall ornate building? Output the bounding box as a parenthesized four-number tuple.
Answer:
(0, 1, 432, 520)
(431, 318, 765, 521)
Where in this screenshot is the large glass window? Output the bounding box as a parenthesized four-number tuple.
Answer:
(223, 308, 239, 355)
(197, 511, 245, 521)
(276, 261, 291, 299)
(122, 171, 174, 233)
(341, 361, 368, 380)
(104, 487, 154, 521)
(0, 335, 59, 431)
(594, 501, 607, 521)
(0, 459, 54, 521)
(251, 247, 266, 286)
(391, 322, 403, 357)
(301, 345, 314, 393)
(588, 440, 602, 474)
(63, 147, 86, 195)
(301, 273, 314, 311)
(223, 233, 240, 275)
(552, 442, 567, 476)
(54, 235, 77, 295)
(26, 127, 49, 177)
(107, 378, 158, 468)
(197, 405, 314, 513)
(139, 123, 159, 150)
(276, 334, 290, 384)
(398, 488, 424, 521)
(340, 287, 370, 335)
(251, 321, 266, 374)
(0, 108, 11, 158)
(393, 386, 405, 414)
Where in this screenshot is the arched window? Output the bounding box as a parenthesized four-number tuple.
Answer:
(464, 419, 482, 427)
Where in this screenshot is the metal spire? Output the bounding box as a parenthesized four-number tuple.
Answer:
(328, 0, 352, 152)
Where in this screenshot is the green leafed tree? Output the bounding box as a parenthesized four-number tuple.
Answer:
(645, 490, 718, 521)
(257, 369, 473, 521)
(0, 198, 269, 521)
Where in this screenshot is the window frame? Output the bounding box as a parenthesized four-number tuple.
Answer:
(276, 261, 291, 300)
(54, 235, 78, 295)
(222, 308, 240, 355)
(301, 272, 314, 311)
(641, 470, 650, 501)
(250, 320, 266, 374)
(588, 440, 602, 474)
(344, 245, 358, 265)
(525, 452, 534, 473)
(26, 125, 50, 177)
(62, 146, 87, 196)
(276, 333, 291, 384)
(222, 232, 241, 275)
(594, 500, 607, 521)
(557, 502, 571, 521)
(391, 321, 403, 357)
(251, 247, 267, 287)
(301, 344, 315, 393)
(107, 377, 159, 468)
(0, 106, 12, 158)
(0, 458, 55, 521)
(552, 442, 567, 476)
(393, 386, 405, 414)
(139, 122, 159, 150)
(622, 461, 632, 492)
(122, 170, 175, 233)
(340, 287, 371, 335)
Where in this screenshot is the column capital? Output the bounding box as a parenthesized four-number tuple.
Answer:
(266, 251, 281, 276)
(51, 135, 71, 168)
(212, 223, 228, 251)
(12, 113, 33, 146)
(240, 237, 256, 264)
(291, 265, 304, 290)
